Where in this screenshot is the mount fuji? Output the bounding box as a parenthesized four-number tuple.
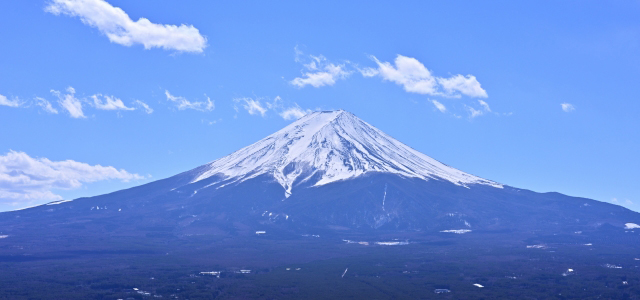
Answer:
(2, 110, 637, 234)
(2, 110, 640, 299)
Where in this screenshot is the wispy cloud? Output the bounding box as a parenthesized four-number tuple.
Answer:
(201, 118, 222, 125)
(91, 94, 134, 111)
(34, 97, 58, 114)
(364, 55, 488, 98)
(478, 100, 491, 112)
(430, 100, 446, 113)
(561, 103, 575, 112)
(290, 47, 351, 88)
(438, 74, 488, 98)
(51, 87, 85, 118)
(466, 100, 493, 119)
(165, 90, 214, 112)
(134, 100, 153, 114)
(0, 150, 143, 205)
(45, 0, 207, 53)
(234, 97, 268, 116)
(367, 55, 438, 95)
(234, 95, 311, 120)
(0, 94, 22, 108)
(358, 66, 379, 78)
(466, 106, 484, 118)
(280, 105, 311, 120)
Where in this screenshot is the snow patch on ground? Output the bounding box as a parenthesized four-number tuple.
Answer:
(625, 223, 640, 229)
(604, 264, 622, 269)
(440, 229, 471, 234)
(343, 239, 369, 245)
(200, 271, 220, 277)
(562, 268, 574, 276)
(375, 241, 409, 246)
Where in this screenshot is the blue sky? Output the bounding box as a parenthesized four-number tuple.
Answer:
(1, 0, 639, 212)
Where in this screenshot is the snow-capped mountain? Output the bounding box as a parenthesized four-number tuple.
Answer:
(3, 109, 638, 237)
(191, 110, 501, 197)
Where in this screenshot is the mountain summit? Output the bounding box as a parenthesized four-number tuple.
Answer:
(191, 110, 501, 198)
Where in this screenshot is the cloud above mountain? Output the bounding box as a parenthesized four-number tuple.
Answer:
(290, 47, 351, 88)
(280, 105, 311, 120)
(165, 90, 214, 112)
(45, 0, 207, 53)
(234, 96, 311, 120)
(362, 55, 488, 98)
(234, 97, 268, 116)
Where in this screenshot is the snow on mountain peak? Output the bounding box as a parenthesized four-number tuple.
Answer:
(192, 110, 501, 196)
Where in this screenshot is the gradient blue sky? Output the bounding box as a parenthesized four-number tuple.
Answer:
(1, 0, 639, 212)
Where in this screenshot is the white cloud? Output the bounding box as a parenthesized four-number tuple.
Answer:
(0, 94, 22, 108)
(294, 45, 304, 63)
(45, 0, 207, 53)
(366, 55, 488, 98)
(370, 55, 439, 95)
(134, 99, 153, 114)
(430, 100, 446, 113)
(234, 96, 312, 120)
(204, 95, 215, 111)
(478, 100, 491, 112)
(234, 97, 268, 116)
(465, 100, 492, 119)
(561, 103, 575, 112)
(438, 75, 488, 98)
(91, 94, 134, 110)
(466, 106, 484, 118)
(358, 67, 379, 77)
(280, 105, 311, 120)
(51, 86, 85, 118)
(291, 63, 350, 88)
(34, 97, 59, 114)
(165, 90, 214, 112)
(266, 96, 283, 110)
(290, 49, 351, 88)
(0, 150, 143, 205)
(202, 118, 222, 125)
